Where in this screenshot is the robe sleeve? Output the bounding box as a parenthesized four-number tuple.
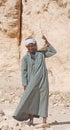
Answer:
(43, 45, 57, 58)
(21, 57, 28, 87)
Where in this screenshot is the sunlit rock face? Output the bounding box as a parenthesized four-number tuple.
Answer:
(0, 0, 21, 103)
(0, 0, 70, 104)
(22, 0, 70, 92)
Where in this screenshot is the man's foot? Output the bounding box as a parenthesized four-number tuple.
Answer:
(27, 120, 33, 126)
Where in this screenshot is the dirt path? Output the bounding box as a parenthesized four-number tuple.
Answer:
(0, 93, 70, 130)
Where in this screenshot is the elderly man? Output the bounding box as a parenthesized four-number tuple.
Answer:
(13, 35, 56, 126)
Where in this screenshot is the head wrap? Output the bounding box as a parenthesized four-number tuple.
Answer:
(25, 38, 36, 46)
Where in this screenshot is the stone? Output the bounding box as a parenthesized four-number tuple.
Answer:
(0, 0, 70, 104)
(21, 0, 70, 93)
(34, 127, 53, 130)
(0, 110, 5, 117)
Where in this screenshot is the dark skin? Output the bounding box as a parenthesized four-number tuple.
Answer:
(42, 35, 50, 46)
(26, 43, 37, 54)
(23, 35, 50, 123)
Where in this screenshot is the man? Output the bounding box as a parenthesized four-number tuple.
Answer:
(13, 35, 56, 126)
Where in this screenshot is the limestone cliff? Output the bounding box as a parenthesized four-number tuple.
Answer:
(0, 0, 70, 103)
(22, 0, 70, 92)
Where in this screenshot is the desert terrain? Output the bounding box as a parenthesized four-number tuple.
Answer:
(0, 0, 70, 129)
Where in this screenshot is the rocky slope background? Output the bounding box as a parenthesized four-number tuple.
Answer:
(0, 0, 70, 104)
(0, 0, 70, 130)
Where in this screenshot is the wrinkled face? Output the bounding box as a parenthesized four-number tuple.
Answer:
(26, 43, 37, 54)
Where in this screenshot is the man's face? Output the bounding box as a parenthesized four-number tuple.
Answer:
(26, 43, 37, 54)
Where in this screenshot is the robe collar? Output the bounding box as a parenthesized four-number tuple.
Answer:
(27, 51, 38, 58)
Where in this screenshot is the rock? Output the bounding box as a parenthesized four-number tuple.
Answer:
(21, 0, 70, 93)
(0, 0, 70, 104)
(34, 127, 53, 130)
(10, 127, 13, 130)
(16, 123, 19, 126)
(1, 125, 9, 130)
(0, 110, 5, 117)
(64, 104, 70, 108)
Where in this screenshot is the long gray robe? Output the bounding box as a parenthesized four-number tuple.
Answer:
(13, 45, 56, 121)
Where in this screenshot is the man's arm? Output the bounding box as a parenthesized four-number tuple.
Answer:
(40, 35, 57, 58)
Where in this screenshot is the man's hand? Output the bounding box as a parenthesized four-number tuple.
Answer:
(42, 35, 48, 41)
(22, 86, 26, 90)
(42, 35, 50, 46)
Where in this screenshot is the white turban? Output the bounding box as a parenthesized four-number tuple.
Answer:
(25, 38, 36, 46)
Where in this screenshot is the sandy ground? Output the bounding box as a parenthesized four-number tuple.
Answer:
(0, 92, 70, 130)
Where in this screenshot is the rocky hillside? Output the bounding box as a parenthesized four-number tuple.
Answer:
(0, 0, 70, 103)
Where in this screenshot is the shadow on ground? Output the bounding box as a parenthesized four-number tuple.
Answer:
(49, 120, 70, 126)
